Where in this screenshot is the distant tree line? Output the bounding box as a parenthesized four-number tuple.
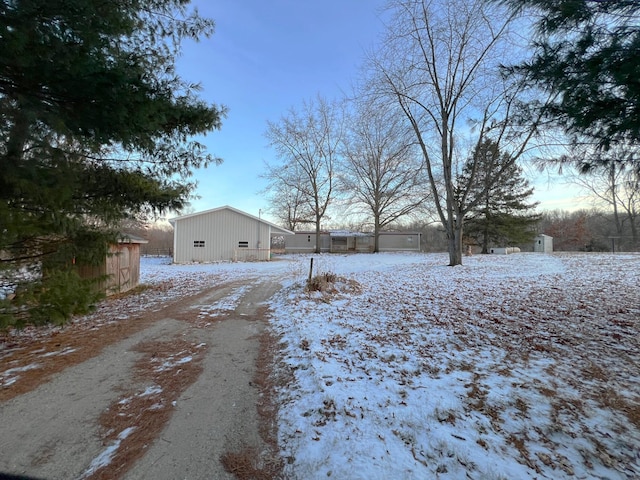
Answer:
(374, 208, 639, 253)
(125, 224, 174, 257)
(539, 210, 639, 253)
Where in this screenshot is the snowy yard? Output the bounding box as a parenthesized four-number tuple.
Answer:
(268, 252, 640, 479)
(2, 252, 638, 479)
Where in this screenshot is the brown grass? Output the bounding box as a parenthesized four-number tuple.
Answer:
(220, 313, 287, 480)
(597, 388, 640, 429)
(507, 434, 539, 473)
(1, 279, 285, 479)
(465, 373, 505, 433)
(221, 447, 282, 480)
(0, 315, 151, 401)
(0, 281, 234, 401)
(306, 272, 337, 293)
(514, 397, 530, 417)
(86, 337, 207, 480)
(537, 386, 556, 398)
(582, 363, 608, 382)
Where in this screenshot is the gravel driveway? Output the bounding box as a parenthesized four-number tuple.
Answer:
(0, 275, 285, 480)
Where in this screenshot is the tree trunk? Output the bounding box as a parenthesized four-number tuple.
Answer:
(447, 233, 463, 265)
(5, 109, 30, 167)
(610, 162, 623, 235)
(373, 215, 380, 253)
(481, 222, 489, 254)
(481, 203, 490, 254)
(446, 217, 464, 266)
(481, 239, 488, 254)
(314, 217, 322, 254)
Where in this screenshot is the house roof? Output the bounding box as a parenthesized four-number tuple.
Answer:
(293, 230, 422, 236)
(329, 230, 372, 237)
(168, 205, 294, 235)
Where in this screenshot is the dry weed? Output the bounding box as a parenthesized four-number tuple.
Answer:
(87, 337, 207, 480)
(221, 447, 282, 480)
(306, 272, 337, 293)
(597, 388, 640, 429)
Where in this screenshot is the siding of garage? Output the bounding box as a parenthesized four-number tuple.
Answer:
(173, 208, 272, 263)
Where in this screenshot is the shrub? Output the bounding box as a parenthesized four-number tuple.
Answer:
(306, 271, 337, 293)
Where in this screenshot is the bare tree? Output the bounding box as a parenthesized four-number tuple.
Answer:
(372, 0, 541, 265)
(262, 162, 315, 231)
(569, 151, 640, 247)
(265, 96, 343, 253)
(340, 99, 428, 251)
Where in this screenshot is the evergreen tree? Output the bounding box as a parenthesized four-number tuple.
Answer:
(498, 0, 640, 165)
(459, 139, 540, 253)
(0, 0, 226, 327)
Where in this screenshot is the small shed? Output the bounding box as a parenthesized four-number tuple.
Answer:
(78, 233, 147, 296)
(169, 205, 294, 263)
(534, 234, 554, 253)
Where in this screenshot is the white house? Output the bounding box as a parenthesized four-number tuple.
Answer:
(169, 206, 294, 263)
(284, 231, 422, 253)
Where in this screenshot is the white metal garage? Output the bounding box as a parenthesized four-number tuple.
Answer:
(169, 206, 294, 263)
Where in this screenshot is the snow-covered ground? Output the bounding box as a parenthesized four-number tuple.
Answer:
(268, 252, 640, 479)
(3, 253, 638, 479)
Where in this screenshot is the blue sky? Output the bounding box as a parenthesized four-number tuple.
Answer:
(174, 0, 388, 221)
(173, 0, 585, 223)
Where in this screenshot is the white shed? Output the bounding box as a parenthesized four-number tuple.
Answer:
(169, 206, 294, 263)
(534, 234, 554, 253)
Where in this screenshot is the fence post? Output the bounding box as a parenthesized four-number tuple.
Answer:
(308, 257, 314, 282)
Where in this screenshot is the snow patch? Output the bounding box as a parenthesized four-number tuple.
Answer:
(80, 427, 136, 478)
